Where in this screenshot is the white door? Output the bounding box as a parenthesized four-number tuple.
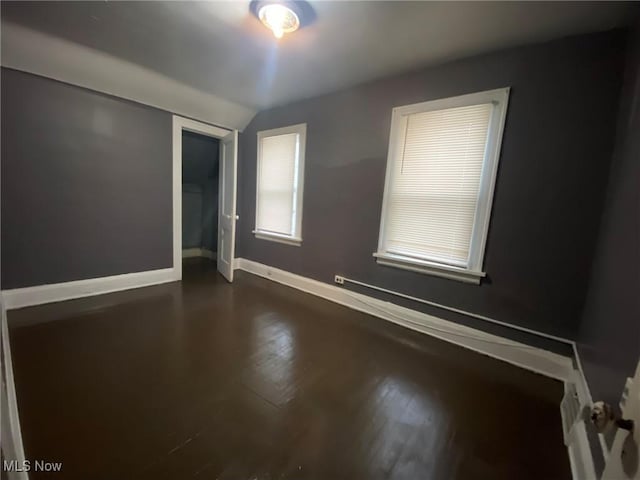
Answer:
(602, 358, 640, 479)
(217, 130, 238, 282)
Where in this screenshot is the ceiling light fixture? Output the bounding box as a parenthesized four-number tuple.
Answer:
(250, 0, 316, 40)
(259, 3, 299, 39)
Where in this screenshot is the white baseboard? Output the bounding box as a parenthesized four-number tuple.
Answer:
(201, 249, 216, 260)
(1, 267, 178, 310)
(567, 419, 598, 480)
(1, 300, 29, 480)
(234, 258, 573, 381)
(182, 248, 216, 260)
(182, 248, 202, 258)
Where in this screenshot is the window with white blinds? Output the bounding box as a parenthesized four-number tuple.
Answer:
(254, 123, 306, 246)
(376, 89, 510, 283)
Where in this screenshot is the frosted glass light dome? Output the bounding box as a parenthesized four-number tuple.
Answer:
(258, 3, 300, 39)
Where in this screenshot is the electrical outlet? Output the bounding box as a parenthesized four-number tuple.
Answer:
(334, 275, 345, 285)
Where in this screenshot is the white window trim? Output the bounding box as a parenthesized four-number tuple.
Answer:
(253, 231, 303, 246)
(375, 88, 510, 284)
(254, 123, 306, 247)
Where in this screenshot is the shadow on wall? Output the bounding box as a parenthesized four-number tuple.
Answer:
(182, 131, 220, 253)
(1, 68, 174, 289)
(577, 23, 640, 405)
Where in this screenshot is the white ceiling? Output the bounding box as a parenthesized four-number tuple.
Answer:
(2, 1, 638, 112)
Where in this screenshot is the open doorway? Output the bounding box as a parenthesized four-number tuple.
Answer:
(172, 116, 238, 283)
(182, 131, 220, 275)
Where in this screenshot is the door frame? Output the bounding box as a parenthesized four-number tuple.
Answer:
(172, 115, 234, 280)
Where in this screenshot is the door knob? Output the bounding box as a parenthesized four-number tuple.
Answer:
(235, 215, 240, 220)
(591, 401, 635, 432)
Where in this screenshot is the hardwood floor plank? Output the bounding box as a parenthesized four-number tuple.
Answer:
(7, 259, 570, 479)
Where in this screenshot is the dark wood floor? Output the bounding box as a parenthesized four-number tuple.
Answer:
(8, 260, 570, 479)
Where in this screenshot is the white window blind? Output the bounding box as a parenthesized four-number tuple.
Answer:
(377, 89, 510, 283)
(387, 103, 492, 266)
(255, 124, 306, 245)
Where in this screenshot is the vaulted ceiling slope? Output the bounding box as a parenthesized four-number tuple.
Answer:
(2, 1, 638, 129)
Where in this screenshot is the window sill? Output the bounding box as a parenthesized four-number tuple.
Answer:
(373, 252, 485, 284)
(253, 231, 302, 247)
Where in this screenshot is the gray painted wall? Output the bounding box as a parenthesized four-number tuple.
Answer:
(181, 131, 219, 252)
(182, 184, 204, 249)
(577, 24, 640, 405)
(1, 68, 173, 289)
(238, 31, 626, 344)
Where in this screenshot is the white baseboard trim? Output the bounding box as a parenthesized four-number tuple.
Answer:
(1, 300, 29, 479)
(182, 248, 216, 260)
(234, 258, 573, 381)
(201, 249, 216, 260)
(567, 419, 598, 480)
(1, 268, 179, 310)
(182, 248, 202, 258)
(561, 378, 598, 480)
(570, 344, 614, 479)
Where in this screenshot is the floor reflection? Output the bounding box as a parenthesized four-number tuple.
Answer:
(243, 312, 296, 406)
(8, 267, 569, 480)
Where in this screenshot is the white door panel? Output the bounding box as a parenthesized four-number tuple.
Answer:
(217, 130, 238, 282)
